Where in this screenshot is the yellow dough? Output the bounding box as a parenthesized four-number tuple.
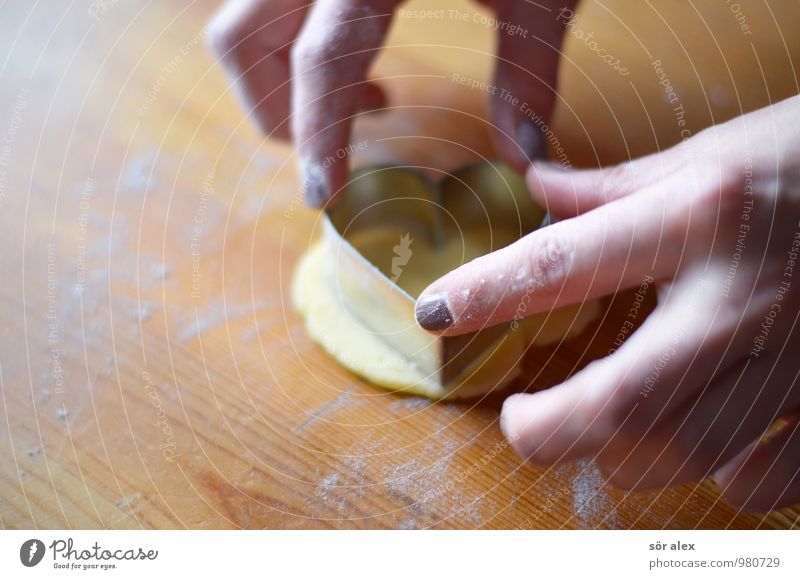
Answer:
(292, 241, 600, 400)
(348, 226, 521, 298)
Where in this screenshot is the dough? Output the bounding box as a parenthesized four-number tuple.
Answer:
(348, 226, 522, 298)
(292, 241, 600, 399)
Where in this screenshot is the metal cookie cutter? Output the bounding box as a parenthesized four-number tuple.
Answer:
(323, 162, 546, 398)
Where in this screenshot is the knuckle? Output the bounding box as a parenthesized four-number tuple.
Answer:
(291, 34, 333, 70)
(527, 228, 575, 296)
(574, 359, 632, 430)
(603, 379, 642, 435)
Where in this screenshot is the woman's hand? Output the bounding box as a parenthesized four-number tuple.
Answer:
(415, 95, 800, 512)
(207, 0, 576, 206)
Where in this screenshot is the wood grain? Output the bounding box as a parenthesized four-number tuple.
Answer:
(1, 0, 798, 529)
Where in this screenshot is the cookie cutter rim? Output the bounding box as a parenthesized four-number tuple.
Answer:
(322, 162, 545, 393)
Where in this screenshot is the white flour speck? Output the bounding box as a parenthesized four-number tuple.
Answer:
(149, 263, 170, 280)
(571, 458, 618, 529)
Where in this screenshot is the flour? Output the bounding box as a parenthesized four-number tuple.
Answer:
(388, 397, 433, 412)
(149, 263, 170, 281)
(382, 438, 487, 528)
(569, 458, 618, 529)
(292, 385, 362, 435)
(176, 297, 272, 342)
(313, 473, 351, 518)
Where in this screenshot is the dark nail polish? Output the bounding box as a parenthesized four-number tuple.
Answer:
(515, 119, 547, 162)
(415, 294, 454, 331)
(302, 166, 330, 208)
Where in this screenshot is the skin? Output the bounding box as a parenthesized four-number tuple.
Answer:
(423, 96, 800, 512)
(206, 0, 575, 205)
(208, 1, 800, 511)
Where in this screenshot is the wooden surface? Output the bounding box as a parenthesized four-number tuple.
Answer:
(1, 0, 799, 529)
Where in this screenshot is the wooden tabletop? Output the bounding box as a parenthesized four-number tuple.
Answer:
(2, 0, 799, 529)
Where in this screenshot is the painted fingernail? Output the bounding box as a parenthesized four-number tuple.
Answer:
(515, 119, 547, 162)
(415, 294, 454, 331)
(301, 164, 330, 208)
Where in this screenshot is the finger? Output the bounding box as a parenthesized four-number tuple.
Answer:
(414, 168, 717, 335)
(714, 412, 800, 512)
(291, 0, 400, 207)
(359, 81, 388, 112)
(526, 142, 692, 218)
(487, 0, 576, 170)
(597, 353, 800, 491)
(207, 0, 309, 138)
(498, 275, 731, 465)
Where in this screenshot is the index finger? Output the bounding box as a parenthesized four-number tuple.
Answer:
(415, 168, 720, 335)
(291, 0, 401, 207)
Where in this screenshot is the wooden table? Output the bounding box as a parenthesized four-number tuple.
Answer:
(1, 0, 799, 529)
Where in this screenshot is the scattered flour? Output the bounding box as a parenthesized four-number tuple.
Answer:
(570, 457, 618, 529)
(176, 297, 272, 342)
(314, 473, 348, 516)
(149, 263, 170, 281)
(388, 397, 433, 412)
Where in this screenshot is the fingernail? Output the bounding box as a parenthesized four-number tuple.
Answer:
(515, 119, 547, 162)
(415, 294, 454, 331)
(301, 164, 330, 208)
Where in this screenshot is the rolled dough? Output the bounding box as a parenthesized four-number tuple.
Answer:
(292, 241, 600, 399)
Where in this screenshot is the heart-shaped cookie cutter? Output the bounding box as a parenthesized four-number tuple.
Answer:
(322, 162, 546, 397)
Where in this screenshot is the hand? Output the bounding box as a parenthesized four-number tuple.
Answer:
(415, 95, 800, 512)
(207, 0, 576, 206)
